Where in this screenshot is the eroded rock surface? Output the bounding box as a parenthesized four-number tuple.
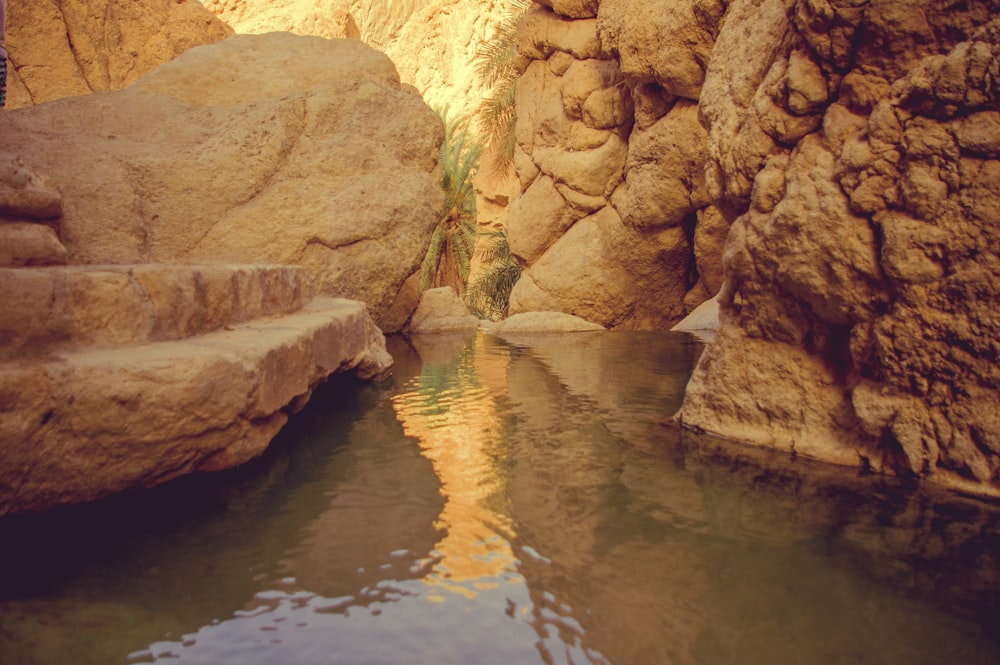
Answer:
(0, 33, 443, 324)
(509, 0, 1000, 495)
(202, 0, 510, 115)
(677, 6, 1000, 497)
(4, 0, 232, 109)
(505, 3, 721, 329)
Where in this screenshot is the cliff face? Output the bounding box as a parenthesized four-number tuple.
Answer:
(505, 1, 721, 329)
(4, 0, 233, 109)
(510, 0, 1000, 495)
(679, 6, 1000, 497)
(201, 0, 509, 114)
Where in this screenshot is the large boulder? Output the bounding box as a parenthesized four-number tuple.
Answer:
(0, 33, 444, 324)
(5, 0, 233, 109)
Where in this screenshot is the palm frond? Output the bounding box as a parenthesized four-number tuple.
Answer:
(474, 0, 532, 176)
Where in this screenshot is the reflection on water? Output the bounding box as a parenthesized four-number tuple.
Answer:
(0, 331, 999, 665)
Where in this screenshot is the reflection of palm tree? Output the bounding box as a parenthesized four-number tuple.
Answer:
(392, 334, 519, 599)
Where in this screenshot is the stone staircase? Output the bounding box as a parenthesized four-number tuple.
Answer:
(0, 159, 393, 517)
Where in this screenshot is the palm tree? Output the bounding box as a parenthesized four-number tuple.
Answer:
(420, 107, 483, 296)
(466, 229, 522, 320)
(475, 0, 532, 176)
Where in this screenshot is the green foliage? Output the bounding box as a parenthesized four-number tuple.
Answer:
(466, 229, 522, 321)
(474, 0, 532, 175)
(421, 107, 483, 295)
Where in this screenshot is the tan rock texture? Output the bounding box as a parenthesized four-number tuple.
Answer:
(406, 286, 481, 334)
(676, 5, 1000, 497)
(0, 33, 443, 324)
(4, 0, 233, 109)
(0, 294, 391, 516)
(202, 0, 510, 115)
(508, 0, 1000, 495)
(506, 3, 718, 329)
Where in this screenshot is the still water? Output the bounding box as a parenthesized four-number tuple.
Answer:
(1, 331, 999, 665)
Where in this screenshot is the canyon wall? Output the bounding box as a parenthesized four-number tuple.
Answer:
(512, 0, 1000, 495)
(4, 0, 232, 109)
(505, 1, 723, 329)
(201, 0, 510, 115)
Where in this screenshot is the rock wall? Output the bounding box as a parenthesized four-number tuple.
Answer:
(672, 2, 1000, 497)
(201, 0, 510, 115)
(0, 31, 449, 516)
(511, 0, 1000, 496)
(4, 0, 232, 109)
(505, 1, 722, 329)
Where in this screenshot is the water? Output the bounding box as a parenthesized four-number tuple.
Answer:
(1, 331, 999, 665)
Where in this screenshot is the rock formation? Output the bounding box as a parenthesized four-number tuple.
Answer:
(504, 2, 719, 329)
(201, 0, 511, 115)
(506, 0, 1000, 496)
(674, 4, 1000, 498)
(4, 0, 233, 109)
(0, 32, 444, 325)
(0, 32, 451, 515)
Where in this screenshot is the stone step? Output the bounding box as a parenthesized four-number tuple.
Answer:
(0, 296, 393, 516)
(0, 263, 313, 360)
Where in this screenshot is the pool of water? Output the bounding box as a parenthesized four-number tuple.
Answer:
(1, 331, 999, 665)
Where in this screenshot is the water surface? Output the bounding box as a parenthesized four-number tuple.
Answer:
(1, 331, 998, 665)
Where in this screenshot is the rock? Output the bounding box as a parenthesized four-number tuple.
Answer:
(671, 295, 719, 335)
(406, 286, 481, 334)
(508, 206, 691, 329)
(203, 0, 510, 117)
(506, 174, 584, 263)
(492, 311, 605, 334)
(0, 33, 444, 322)
(598, 0, 718, 100)
(0, 154, 63, 219)
(5, 0, 233, 109)
(677, 9, 1000, 498)
(615, 99, 710, 229)
(0, 224, 67, 267)
(0, 296, 391, 516)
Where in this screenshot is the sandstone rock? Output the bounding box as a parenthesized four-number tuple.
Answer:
(693, 205, 731, 296)
(0, 155, 63, 219)
(598, 0, 718, 100)
(203, 0, 511, 117)
(5, 0, 233, 109)
(517, 6, 604, 61)
(0, 297, 391, 516)
(616, 99, 710, 229)
(0, 264, 311, 360)
(406, 286, 481, 334)
(679, 9, 1000, 498)
(508, 0, 720, 329)
(492, 311, 604, 334)
(506, 174, 584, 263)
(0, 224, 67, 267)
(0, 34, 443, 322)
(508, 206, 691, 329)
(671, 294, 719, 335)
(535, 0, 599, 20)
